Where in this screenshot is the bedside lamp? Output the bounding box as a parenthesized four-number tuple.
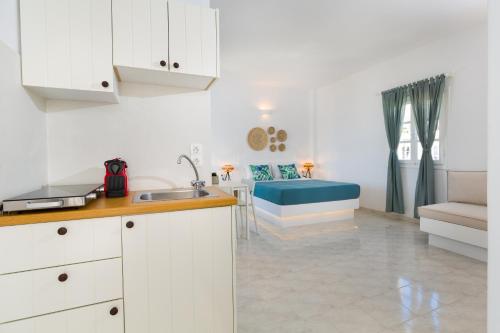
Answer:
(221, 164, 235, 181)
(303, 162, 314, 178)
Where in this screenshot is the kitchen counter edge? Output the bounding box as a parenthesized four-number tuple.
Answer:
(0, 187, 237, 227)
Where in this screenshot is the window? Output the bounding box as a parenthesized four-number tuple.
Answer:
(398, 102, 442, 164)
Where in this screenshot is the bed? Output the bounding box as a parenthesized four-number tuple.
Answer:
(249, 179, 361, 228)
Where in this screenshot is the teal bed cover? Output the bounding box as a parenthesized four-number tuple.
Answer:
(253, 180, 360, 206)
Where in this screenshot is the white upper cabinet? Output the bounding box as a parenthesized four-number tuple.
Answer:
(113, 0, 220, 90)
(112, 0, 169, 71)
(20, 0, 118, 103)
(169, 2, 219, 78)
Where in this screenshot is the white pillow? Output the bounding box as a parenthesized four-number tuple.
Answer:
(270, 164, 283, 179)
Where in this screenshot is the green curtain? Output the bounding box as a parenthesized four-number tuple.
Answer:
(409, 75, 446, 218)
(382, 87, 406, 214)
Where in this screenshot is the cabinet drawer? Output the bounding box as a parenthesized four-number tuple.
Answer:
(0, 217, 121, 275)
(0, 258, 123, 324)
(0, 300, 123, 333)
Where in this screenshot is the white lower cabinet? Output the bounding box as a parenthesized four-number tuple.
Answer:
(122, 207, 235, 333)
(0, 217, 122, 275)
(0, 300, 123, 333)
(0, 258, 123, 324)
(0, 206, 234, 332)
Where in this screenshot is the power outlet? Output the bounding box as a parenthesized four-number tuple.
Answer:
(191, 144, 203, 166)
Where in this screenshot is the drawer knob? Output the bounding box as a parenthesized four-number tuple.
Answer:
(101, 81, 109, 88)
(160, 60, 167, 67)
(126, 221, 134, 229)
(58, 273, 68, 282)
(110, 307, 119, 316)
(173, 62, 180, 69)
(57, 227, 67, 236)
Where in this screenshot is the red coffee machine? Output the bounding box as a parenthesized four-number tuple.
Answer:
(104, 158, 128, 197)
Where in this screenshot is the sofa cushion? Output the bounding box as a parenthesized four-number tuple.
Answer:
(448, 171, 487, 206)
(418, 202, 487, 231)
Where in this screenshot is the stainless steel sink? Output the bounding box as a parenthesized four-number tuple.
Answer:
(133, 189, 215, 203)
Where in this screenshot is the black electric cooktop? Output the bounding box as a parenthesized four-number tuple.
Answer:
(5, 184, 102, 201)
(2, 184, 103, 213)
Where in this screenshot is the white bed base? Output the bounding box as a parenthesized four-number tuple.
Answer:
(420, 217, 487, 262)
(253, 196, 359, 228)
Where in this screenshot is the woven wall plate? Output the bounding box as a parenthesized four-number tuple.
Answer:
(270, 137, 276, 143)
(270, 144, 277, 152)
(267, 126, 276, 135)
(247, 127, 268, 151)
(278, 143, 286, 152)
(277, 130, 288, 142)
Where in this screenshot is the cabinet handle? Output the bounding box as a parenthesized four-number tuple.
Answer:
(173, 62, 180, 69)
(126, 221, 134, 229)
(160, 60, 167, 67)
(101, 81, 109, 88)
(109, 307, 119, 316)
(58, 273, 68, 282)
(57, 227, 67, 236)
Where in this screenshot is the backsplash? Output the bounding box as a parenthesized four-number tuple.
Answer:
(46, 83, 212, 191)
(0, 40, 47, 202)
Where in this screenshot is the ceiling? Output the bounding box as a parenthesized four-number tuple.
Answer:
(212, 0, 487, 88)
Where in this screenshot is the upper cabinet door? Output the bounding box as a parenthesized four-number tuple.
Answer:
(169, 2, 219, 77)
(112, 0, 169, 71)
(20, 0, 117, 102)
(201, 7, 219, 77)
(68, 0, 115, 92)
(21, 0, 69, 89)
(168, 2, 187, 74)
(151, 0, 170, 70)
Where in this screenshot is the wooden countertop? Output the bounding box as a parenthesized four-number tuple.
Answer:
(0, 187, 237, 227)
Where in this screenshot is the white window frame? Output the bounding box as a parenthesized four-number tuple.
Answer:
(398, 93, 447, 169)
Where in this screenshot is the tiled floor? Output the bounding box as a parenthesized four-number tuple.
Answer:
(236, 209, 486, 333)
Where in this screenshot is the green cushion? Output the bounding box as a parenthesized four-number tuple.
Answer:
(250, 164, 274, 181)
(278, 164, 301, 180)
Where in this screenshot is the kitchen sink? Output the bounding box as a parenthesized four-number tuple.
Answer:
(133, 189, 215, 203)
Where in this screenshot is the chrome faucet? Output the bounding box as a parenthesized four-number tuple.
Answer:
(177, 154, 205, 190)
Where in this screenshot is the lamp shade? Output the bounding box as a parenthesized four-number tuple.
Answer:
(303, 162, 314, 179)
(222, 164, 235, 173)
(303, 162, 314, 169)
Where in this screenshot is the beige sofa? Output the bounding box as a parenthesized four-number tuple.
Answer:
(418, 171, 487, 262)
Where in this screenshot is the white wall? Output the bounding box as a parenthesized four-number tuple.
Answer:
(0, 1, 47, 202)
(46, 85, 212, 190)
(211, 73, 313, 180)
(314, 25, 487, 216)
(0, 0, 20, 53)
(488, 0, 500, 332)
